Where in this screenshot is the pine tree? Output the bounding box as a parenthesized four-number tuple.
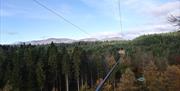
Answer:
(36, 61, 45, 91)
(117, 68, 137, 91)
(11, 47, 24, 91)
(47, 42, 58, 90)
(35, 47, 46, 91)
(80, 50, 88, 90)
(72, 47, 81, 91)
(62, 47, 70, 91)
(94, 53, 105, 79)
(57, 48, 63, 91)
(24, 47, 35, 91)
(0, 47, 6, 89)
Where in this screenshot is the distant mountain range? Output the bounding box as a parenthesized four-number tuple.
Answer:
(18, 37, 124, 45)
(101, 37, 124, 41)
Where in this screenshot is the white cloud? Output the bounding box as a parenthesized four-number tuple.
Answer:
(83, 0, 179, 40)
(122, 0, 179, 38)
(2, 0, 179, 40)
(123, 0, 180, 17)
(87, 0, 180, 39)
(91, 31, 122, 39)
(150, 1, 180, 16)
(92, 22, 176, 40)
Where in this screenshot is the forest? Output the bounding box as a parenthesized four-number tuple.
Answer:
(0, 31, 180, 91)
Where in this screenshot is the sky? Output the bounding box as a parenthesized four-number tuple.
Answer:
(0, 0, 180, 44)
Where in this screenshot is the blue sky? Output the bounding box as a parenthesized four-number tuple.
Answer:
(0, 0, 179, 44)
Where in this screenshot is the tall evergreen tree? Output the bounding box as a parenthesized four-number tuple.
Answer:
(72, 47, 81, 91)
(47, 42, 58, 90)
(80, 50, 88, 90)
(36, 61, 45, 91)
(24, 47, 36, 91)
(62, 47, 70, 91)
(0, 47, 6, 89)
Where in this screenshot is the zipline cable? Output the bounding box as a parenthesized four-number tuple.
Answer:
(32, 0, 90, 36)
(118, 0, 123, 35)
(95, 57, 121, 91)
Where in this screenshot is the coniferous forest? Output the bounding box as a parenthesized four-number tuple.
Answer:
(0, 31, 180, 91)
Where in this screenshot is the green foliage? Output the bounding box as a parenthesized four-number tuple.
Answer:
(0, 31, 179, 91)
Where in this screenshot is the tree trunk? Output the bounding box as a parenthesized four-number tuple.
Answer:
(65, 74, 69, 91)
(58, 75, 61, 91)
(90, 72, 93, 88)
(56, 80, 58, 91)
(52, 85, 55, 91)
(113, 79, 116, 91)
(81, 76, 84, 89)
(56, 71, 58, 91)
(85, 75, 88, 90)
(77, 78, 80, 91)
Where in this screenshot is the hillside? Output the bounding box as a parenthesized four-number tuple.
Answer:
(16, 37, 124, 45)
(0, 31, 180, 91)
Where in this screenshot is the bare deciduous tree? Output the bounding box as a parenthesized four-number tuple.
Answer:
(168, 15, 180, 30)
